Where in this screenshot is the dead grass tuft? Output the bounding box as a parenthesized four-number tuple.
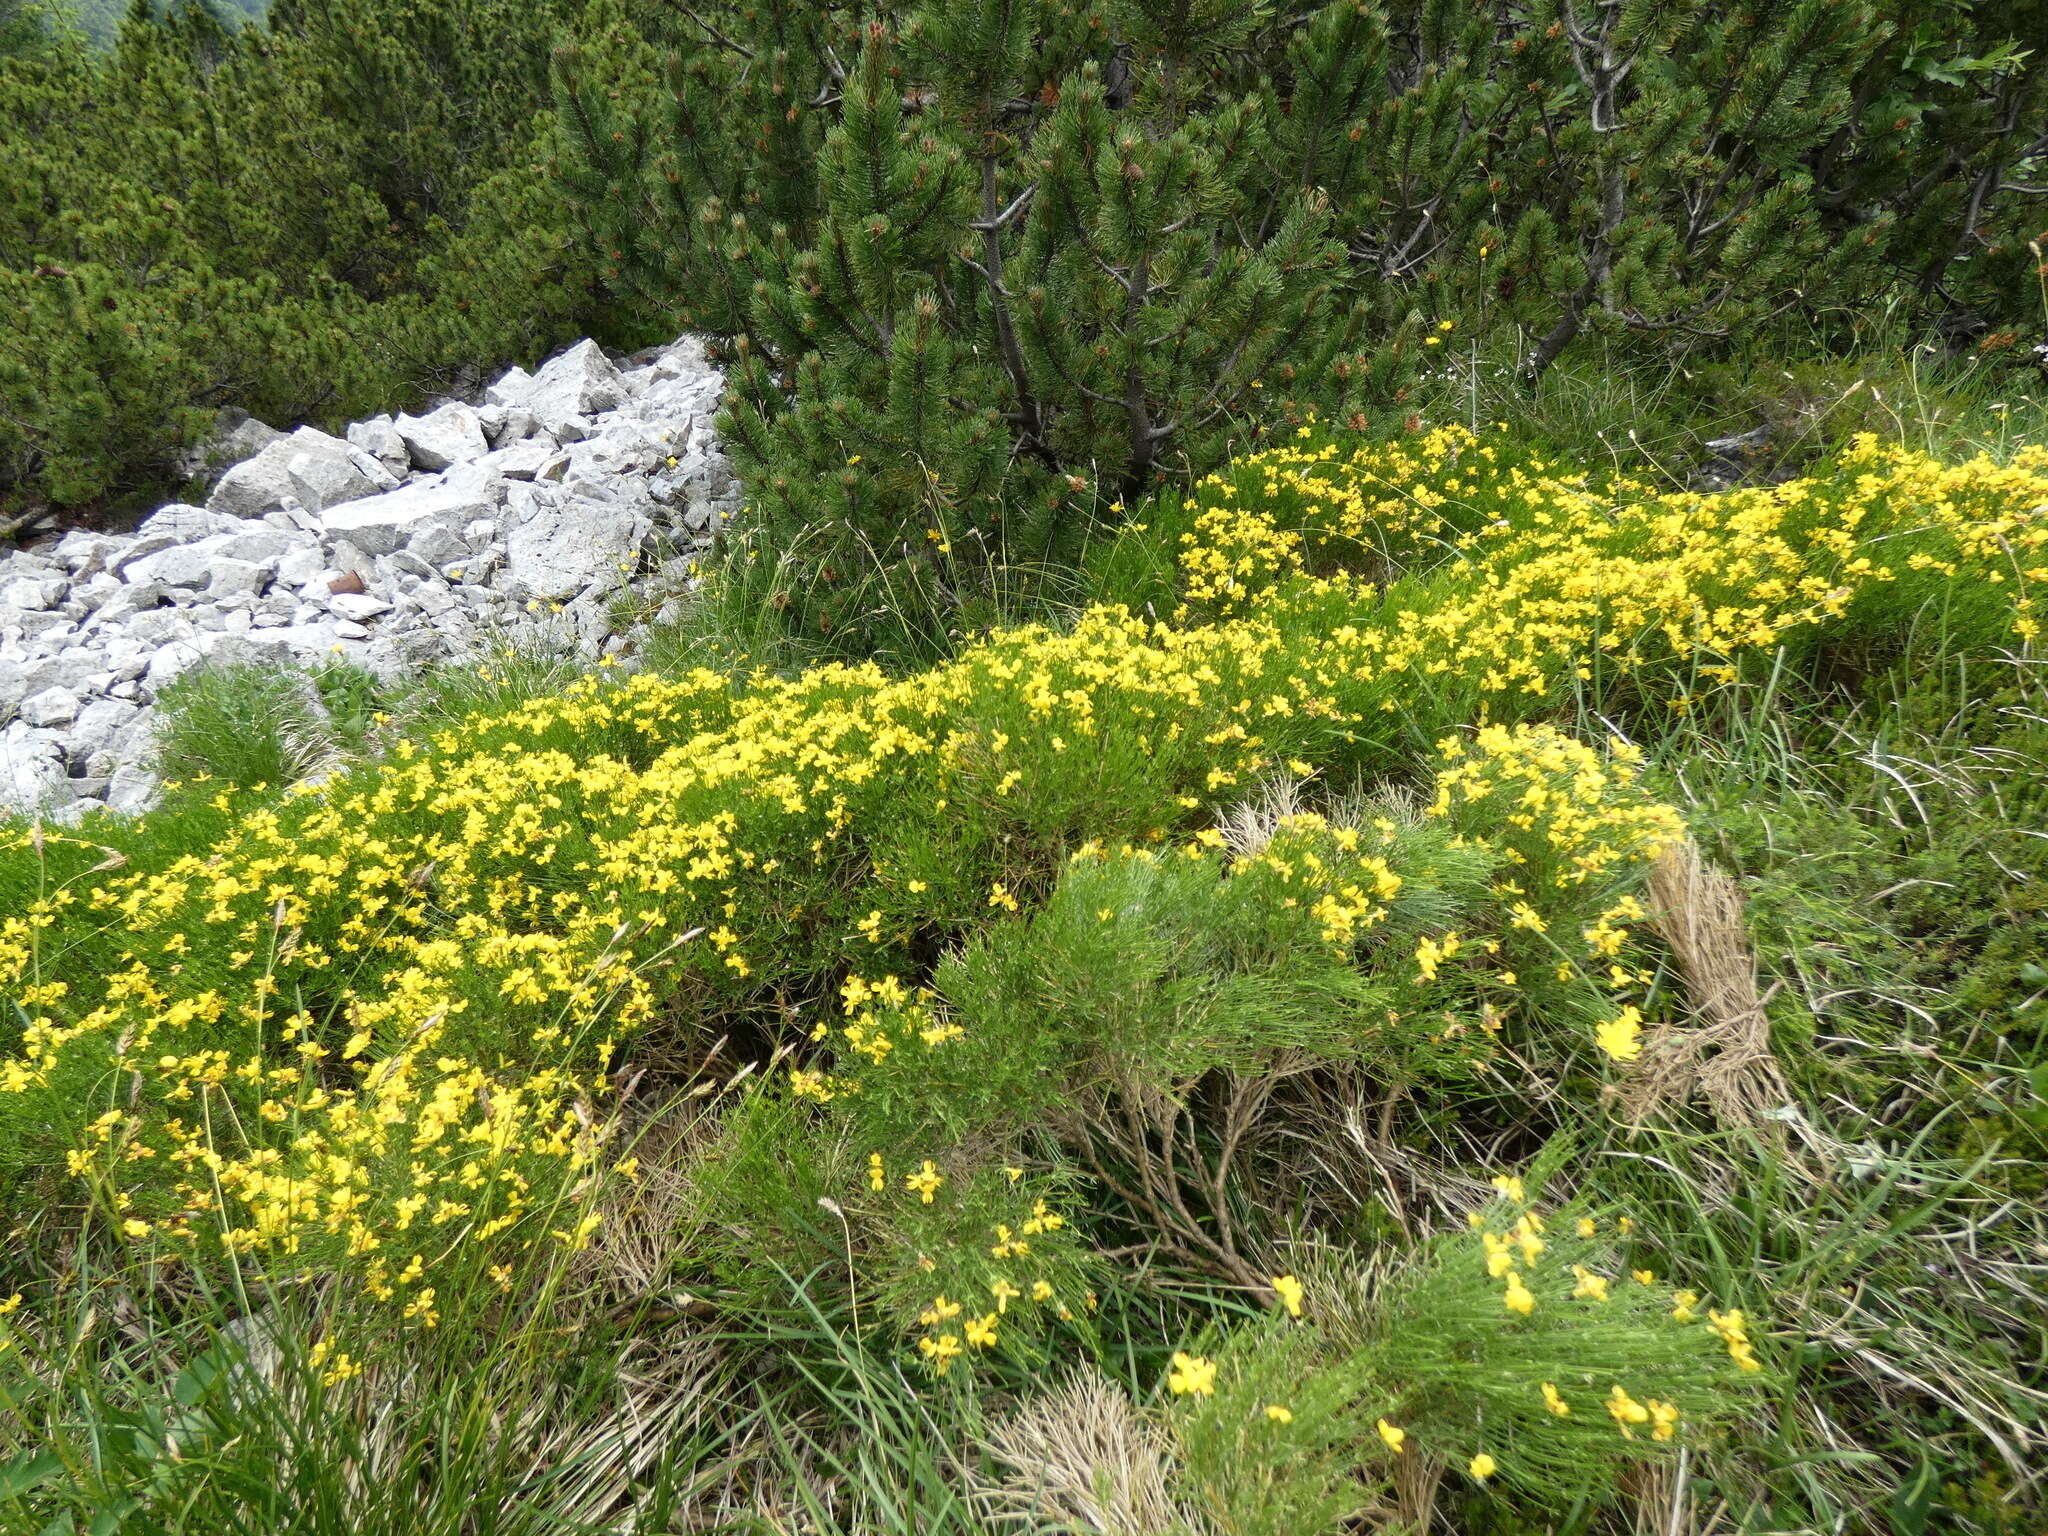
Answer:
(1620, 839, 1794, 1134)
(973, 1367, 1192, 1535)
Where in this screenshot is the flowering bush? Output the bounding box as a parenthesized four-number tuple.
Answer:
(3, 426, 2043, 1526)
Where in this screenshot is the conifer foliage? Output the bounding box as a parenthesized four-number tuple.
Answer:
(558, 0, 2048, 658)
(560, 1, 1410, 656)
(0, 0, 594, 512)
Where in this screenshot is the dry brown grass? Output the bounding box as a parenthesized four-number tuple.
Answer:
(973, 1367, 1193, 1535)
(1619, 838, 1794, 1134)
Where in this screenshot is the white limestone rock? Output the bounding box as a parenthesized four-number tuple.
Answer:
(319, 479, 501, 557)
(347, 415, 412, 478)
(18, 687, 80, 728)
(206, 428, 358, 518)
(503, 482, 651, 602)
(488, 340, 627, 437)
(285, 448, 383, 514)
(0, 725, 70, 816)
(394, 403, 490, 472)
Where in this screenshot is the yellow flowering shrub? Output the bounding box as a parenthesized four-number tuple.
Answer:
(1, 427, 2039, 1337)
(1346, 1185, 1758, 1501)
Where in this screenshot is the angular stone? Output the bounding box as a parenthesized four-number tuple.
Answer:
(489, 340, 626, 436)
(328, 591, 392, 622)
(137, 502, 246, 545)
(143, 641, 203, 691)
(1, 575, 66, 611)
(0, 725, 70, 815)
(216, 526, 310, 567)
(485, 365, 536, 408)
(406, 523, 465, 567)
(347, 415, 412, 477)
(346, 445, 403, 492)
(53, 530, 126, 575)
(18, 686, 80, 728)
(477, 435, 559, 482)
(286, 449, 382, 514)
(233, 623, 342, 661)
(503, 482, 652, 601)
(122, 535, 240, 591)
(207, 427, 360, 518)
(274, 546, 326, 588)
(67, 698, 141, 758)
(394, 403, 490, 472)
(107, 762, 159, 814)
(318, 480, 500, 557)
(207, 559, 269, 598)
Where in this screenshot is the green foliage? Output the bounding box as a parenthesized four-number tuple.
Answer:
(561, 0, 2048, 659)
(0, 0, 606, 511)
(7, 412, 2048, 1532)
(1165, 1320, 1386, 1534)
(150, 656, 384, 792)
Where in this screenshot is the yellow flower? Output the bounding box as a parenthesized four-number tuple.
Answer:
(1607, 1384, 1650, 1438)
(1167, 1352, 1217, 1397)
(964, 1313, 1000, 1349)
(1265, 1404, 1294, 1423)
(1541, 1381, 1570, 1416)
(1030, 1280, 1053, 1302)
(918, 1334, 962, 1374)
(1632, 1269, 1655, 1286)
(1576, 1217, 1597, 1238)
(990, 1280, 1022, 1313)
(1596, 1007, 1644, 1061)
(319, 1350, 362, 1386)
(1469, 1453, 1497, 1481)
(1648, 1398, 1681, 1442)
(122, 1219, 151, 1238)
(1416, 932, 1462, 982)
(1670, 1289, 1699, 1323)
(1377, 1418, 1407, 1454)
(1490, 1174, 1525, 1203)
(1503, 1272, 1536, 1315)
(1571, 1265, 1611, 1302)
(905, 1160, 943, 1203)
(867, 1152, 885, 1191)
(1270, 1273, 1305, 1318)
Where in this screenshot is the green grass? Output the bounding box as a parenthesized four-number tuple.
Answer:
(4, 361, 2047, 1535)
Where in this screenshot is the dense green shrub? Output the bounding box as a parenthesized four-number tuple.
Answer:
(558, 0, 2048, 659)
(0, 0, 604, 509)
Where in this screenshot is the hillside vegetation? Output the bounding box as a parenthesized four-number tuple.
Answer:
(4, 417, 2048, 1532)
(4, 1, 2048, 1533)
(3, 0, 2045, 537)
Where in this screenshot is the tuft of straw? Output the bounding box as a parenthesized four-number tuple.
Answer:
(973, 1368, 1191, 1535)
(1620, 838, 1793, 1134)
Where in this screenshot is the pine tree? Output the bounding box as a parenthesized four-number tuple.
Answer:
(560, 0, 1417, 656)
(1500, 0, 1890, 378)
(0, 0, 600, 511)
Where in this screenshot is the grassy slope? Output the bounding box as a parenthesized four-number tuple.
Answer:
(1, 363, 2046, 1533)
